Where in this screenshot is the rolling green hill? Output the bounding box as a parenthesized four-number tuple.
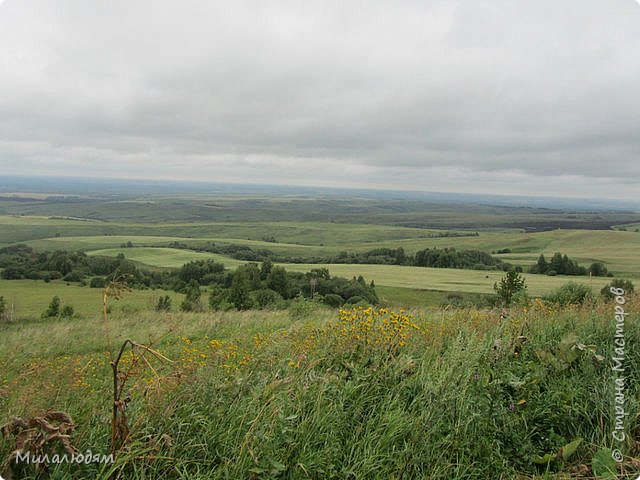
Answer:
(85, 246, 615, 296)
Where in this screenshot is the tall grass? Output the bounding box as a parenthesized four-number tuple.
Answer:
(1, 298, 639, 479)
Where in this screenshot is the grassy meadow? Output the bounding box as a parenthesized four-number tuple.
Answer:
(0, 279, 184, 320)
(1, 296, 639, 479)
(1, 195, 640, 479)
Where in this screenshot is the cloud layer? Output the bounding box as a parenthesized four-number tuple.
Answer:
(1, 0, 639, 199)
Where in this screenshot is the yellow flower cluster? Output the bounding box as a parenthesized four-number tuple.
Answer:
(334, 306, 422, 352)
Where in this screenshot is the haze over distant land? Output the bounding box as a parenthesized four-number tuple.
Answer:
(1, 175, 638, 212)
(0, 0, 639, 199)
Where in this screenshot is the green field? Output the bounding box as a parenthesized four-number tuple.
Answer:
(83, 246, 616, 296)
(4, 211, 639, 277)
(0, 279, 183, 319)
(2, 208, 638, 309)
(88, 247, 247, 269)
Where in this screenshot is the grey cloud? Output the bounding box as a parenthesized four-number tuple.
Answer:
(0, 0, 639, 199)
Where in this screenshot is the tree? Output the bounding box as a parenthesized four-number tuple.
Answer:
(180, 280, 202, 312)
(209, 285, 230, 310)
(588, 262, 608, 277)
(494, 271, 526, 306)
(253, 288, 282, 308)
(230, 271, 253, 310)
(260, 259, 273, 280)
(394, 247, 407, 265)
(550, 253, 564, 274)
(42, 296, 61, 319)
(536, 254, 548, 274)
(0, 295, 6, 321)
(1, 266, 24, 280)
(267, 266, 289, 299)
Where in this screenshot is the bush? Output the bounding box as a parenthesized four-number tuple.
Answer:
(42, 296, 61, 319)
(155, 295, 172, 312)
(253, 289, 283, 309)
(63, 271, 83, 282)
(60, 305, 74, 319)
(230, 273, 253, 310)
(588, 262, 609, 277)
(322, 293, 344, 308)
(601, 279, 635, 301)
(288, 296, 322, 320)
(544, 282, 594, 306)
(90, 277, 106, 288)
(1, 266, 24, 280)
(345, 295, 368, 306)
(180, 280, 203, 312)
(209, 285, 232, 311)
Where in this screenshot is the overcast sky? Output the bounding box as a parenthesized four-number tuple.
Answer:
(0, 0, 639, 199)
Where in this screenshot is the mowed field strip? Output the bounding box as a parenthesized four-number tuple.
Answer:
(86, 246, 614, 295)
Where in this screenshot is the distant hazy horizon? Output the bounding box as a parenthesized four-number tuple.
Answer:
(1, 173, 638, 212)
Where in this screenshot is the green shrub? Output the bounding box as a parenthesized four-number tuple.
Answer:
(60, 305, 74, 319)
(253, 288, 283, 309)
(600, 278, 635, 300)
(155, 295, 172, 312)
(63, 271, 83, 282)
(180, 280, 203, 312)
(90, 277, 106, 288)
(209, 285, 233, 311)
(544, 282, 594, 306)
(41, 296, 61, 319)
(345, 295, 368, 305)
(288, 295, 322, 320)
(322, 293, 344, 308)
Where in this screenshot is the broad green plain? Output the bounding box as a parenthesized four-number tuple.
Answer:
(1, 195, 639, 310)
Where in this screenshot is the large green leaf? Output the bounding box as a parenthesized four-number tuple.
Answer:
(591, 448, 617, 479)
(560, 437, 582, 461)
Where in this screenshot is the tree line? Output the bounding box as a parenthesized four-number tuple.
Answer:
(170, 242, 513, 271)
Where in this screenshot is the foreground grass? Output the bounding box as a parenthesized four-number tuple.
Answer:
(1, 295, 639, 479)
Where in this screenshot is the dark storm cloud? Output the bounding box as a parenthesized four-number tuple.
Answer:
(0, 0, 639, 198)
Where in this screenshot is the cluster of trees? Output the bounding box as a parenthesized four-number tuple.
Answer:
(0, 245, 141, 283)
(178, 260, 378, 311)
(413, 247, 509, 270)
(168, 242, 510, 271)
(529, 253, 611, 277)
(0, 245, 378, 312)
